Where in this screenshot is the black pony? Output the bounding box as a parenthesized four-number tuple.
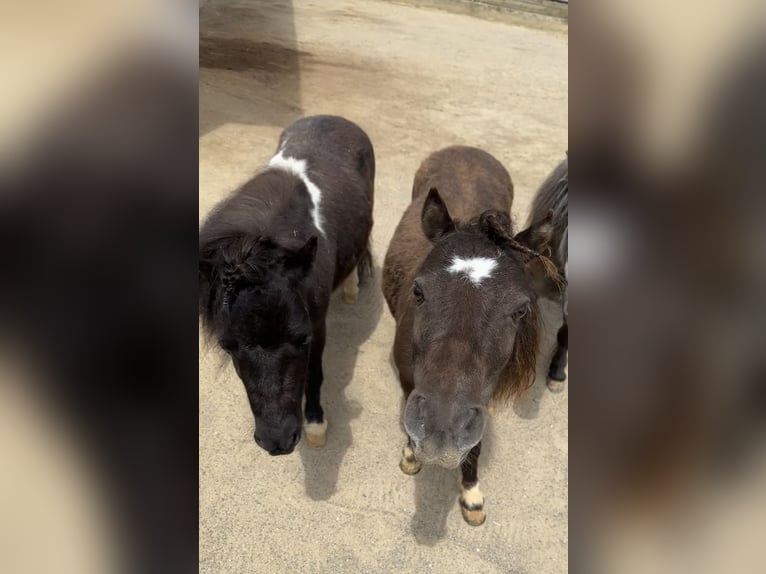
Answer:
(528, 156, 568, 384)
(199, 115, 374, 455)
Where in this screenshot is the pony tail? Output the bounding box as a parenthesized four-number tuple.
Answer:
(357, 240, 374, 286)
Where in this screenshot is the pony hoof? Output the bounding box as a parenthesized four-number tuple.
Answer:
(399, 457, 422, 475)
(461, 506, 487, 526)
(547, 378, 566, 393)
(460, 482, 486, 526)
(399, 446, 422, 475)
(304, 420, 327, 448)
(342, 269, 359, 304)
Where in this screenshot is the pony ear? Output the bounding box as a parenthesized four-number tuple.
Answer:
(421, 188, 455, 242)
(282, 236, 317, 279)
(514, 211, 561, 291)
(514, 211, 555, 255)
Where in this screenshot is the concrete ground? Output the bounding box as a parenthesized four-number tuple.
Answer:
(199, 1, 567, 572)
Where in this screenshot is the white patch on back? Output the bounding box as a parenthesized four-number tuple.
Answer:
(269, 151, 326, 236)
(447, 256, 497, 285)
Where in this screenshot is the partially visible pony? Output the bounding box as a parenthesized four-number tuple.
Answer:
(528, 156, 568, 384)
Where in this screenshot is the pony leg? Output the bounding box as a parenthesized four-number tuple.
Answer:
(459, 442, 486, 526)
(399, 436, 422, 475)
(548, 320, 568, 385)
(304, 323, 327, 448)
(398, 381, 421, 474)
(342, 266, 359, 304)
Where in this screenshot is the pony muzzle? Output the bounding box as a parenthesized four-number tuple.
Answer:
(404, 392, 487, 465)
(253, 414, 302, 456)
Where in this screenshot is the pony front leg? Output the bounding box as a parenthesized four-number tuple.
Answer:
(548, 315, 568, 392)
(398, 379, 421, 475)
(459, 442, 486, 526)
(304, 323, 327, 448)
(342, 266, 360, 304)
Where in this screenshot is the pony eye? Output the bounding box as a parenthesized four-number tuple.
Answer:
(413, 282, 425, 305)
(512, 304, 529, 322)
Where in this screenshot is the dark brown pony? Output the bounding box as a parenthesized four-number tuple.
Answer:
(382, 146, 557, 525)
(199, 115, 374, 456)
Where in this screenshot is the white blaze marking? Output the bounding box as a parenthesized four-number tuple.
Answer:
(447, 256, 497, 285)
(269, 151, 326, 236)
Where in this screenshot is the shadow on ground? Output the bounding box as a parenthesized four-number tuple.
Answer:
(386, 353, 457, 544)
(411, 465, 458, 544)
(200, 0, 303, 135)
(408, 417, 499, 544)
(298, 264, 383, 500)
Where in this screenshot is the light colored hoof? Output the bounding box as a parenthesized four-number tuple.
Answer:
(459, 482, 486, 526)
(342, 268, 359, 304)
(399, 445, 422, 475)
(399, 456, 422, 475)
(547, 379, 566, 393)
(460, 505, 487, 526)
(304, 420, 327, 448)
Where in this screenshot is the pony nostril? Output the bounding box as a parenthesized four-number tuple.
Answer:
(291, 432, 300, 446)
(404, 393, 428, 442)
(464, 407, 484, 428)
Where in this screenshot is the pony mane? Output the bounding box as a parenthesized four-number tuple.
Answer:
(198, 232, 271, 339)
(493, 298, 540, 403)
